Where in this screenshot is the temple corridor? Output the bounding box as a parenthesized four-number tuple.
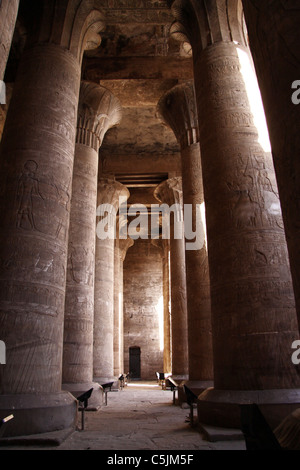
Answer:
(1, 0, 300, 452)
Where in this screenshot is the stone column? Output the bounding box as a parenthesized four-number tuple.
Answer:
(0, 0, 19, 80)
(0, 1, 105, 437)
(154, 177, 189, 381)
(171, 0, 300, 429)
(94, 178, 130, 383)
(114, 233, 134, 377)
(152, 238, 171, 375)
(157, 81, 213, 392)
(114, 238, 134, 375)
(241, 1, 300, 329)
(113, 236, 121, 378)
(62, 82, 122, 406)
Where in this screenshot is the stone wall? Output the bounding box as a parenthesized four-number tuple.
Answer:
(123, 238, 164, 380)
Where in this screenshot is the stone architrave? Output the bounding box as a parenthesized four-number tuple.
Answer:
(62, 82, 122, 406)
(94, 178, 130, 383)
(241, 1, 300, 330)
(170, 0, 300, 429)
(157, 81, 213, 392)
(0, 0, 19, 81)
(0, 0, 105, 437)
(114, 236, 134, 376)
(154, 177, 189, 381)
(151, 238, 171, 375)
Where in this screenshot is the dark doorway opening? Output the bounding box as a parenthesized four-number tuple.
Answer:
(129, 346, 141, 379)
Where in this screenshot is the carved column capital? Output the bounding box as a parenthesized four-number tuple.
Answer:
(154, 177, 183, 207)
(25, 0, 106, 62)
(97, 177, 129, 210)
(77, 81, 122, 151)
(170, 0, 247, 53)
(157, 81, 199, 149)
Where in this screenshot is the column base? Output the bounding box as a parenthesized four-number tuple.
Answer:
(62, 382, 104, 410)
(197, 387, 300, 430)
(0, 391, 77, 438)
(178, 380, 214, 405)
(93, 376, 119, 387)
(171, 374, 189, 382)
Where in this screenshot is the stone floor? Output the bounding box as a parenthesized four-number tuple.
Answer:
(0, 381, 246, 452)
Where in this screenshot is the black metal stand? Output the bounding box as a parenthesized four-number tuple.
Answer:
(101, 382, 115, 406)
(183, 385, 198, 426)
(77, 388, 93, 431)
(165, 377, 178, 405)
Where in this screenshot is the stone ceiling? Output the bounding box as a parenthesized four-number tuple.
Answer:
(81, 0, 193, 199)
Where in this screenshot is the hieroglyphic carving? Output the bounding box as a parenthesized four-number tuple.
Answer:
(224, 146, 284, 231)
(1, 235, 66, 287)
(105, 9, 172, 24)
(14, 158, 72, 241)
(0, 281, 64, 317)
(64, 317, 93, 333)
(104, 0, 169, 8)
(101, 0, 172, 25)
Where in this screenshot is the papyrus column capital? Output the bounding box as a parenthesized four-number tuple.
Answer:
(97, 178, 129, 209)
(77, 81, 122, 151)
(24, 0, 106, 62)
(157, 81, 199, 150)
(154, 176, 183, 208)
(170, 0, 247, 53)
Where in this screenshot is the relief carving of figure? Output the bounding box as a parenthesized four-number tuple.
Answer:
(16, 160, 44, 230)
(227, 180, 260, 229)
(69, 244, 93, 285)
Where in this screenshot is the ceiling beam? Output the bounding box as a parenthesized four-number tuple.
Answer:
(82, 56, 193, 81)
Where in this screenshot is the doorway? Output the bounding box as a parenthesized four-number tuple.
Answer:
(129, 346, 141, 379)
